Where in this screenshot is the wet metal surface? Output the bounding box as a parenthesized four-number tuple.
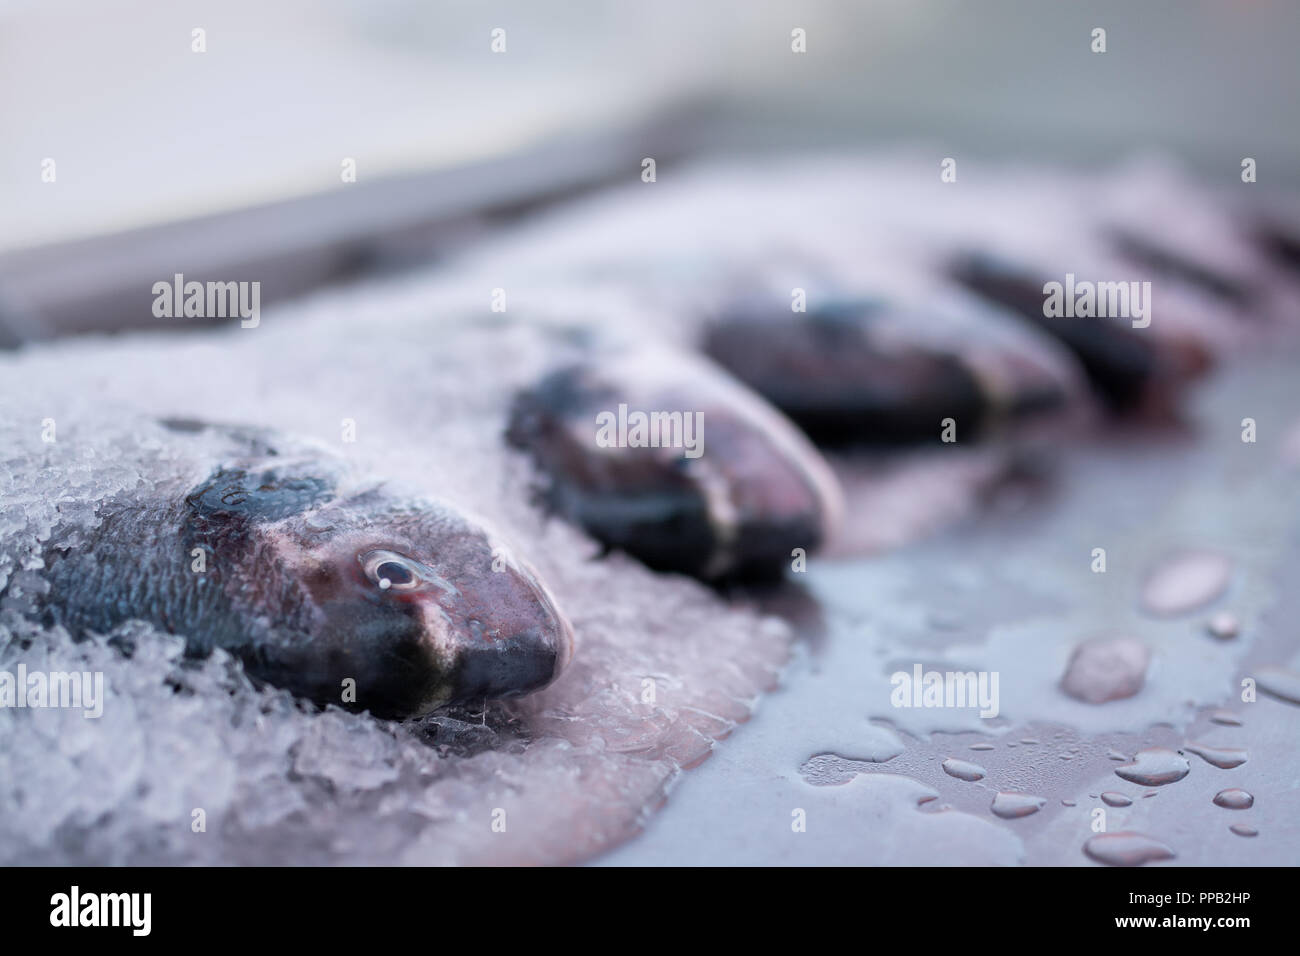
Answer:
(598, 345, 1300, 865)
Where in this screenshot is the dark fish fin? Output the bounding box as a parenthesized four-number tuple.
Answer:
(184, 465, 336, 526)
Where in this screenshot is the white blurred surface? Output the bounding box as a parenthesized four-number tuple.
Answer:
(2, 0, 1298, 252)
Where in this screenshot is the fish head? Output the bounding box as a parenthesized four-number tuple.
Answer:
(187, 465, 572, 717)
(275, 492, 574, 717)
(507, 348, 843, 580)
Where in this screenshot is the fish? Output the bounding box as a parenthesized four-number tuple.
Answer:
(24, 421, 573, 718)
(507, 344, 842, 579)
(948, 251, 1212, 412)
(1106, 229, 1254, 308)
(702, 294, 1079, 444)
(0, 342, 792, 866)
(935, 165, 1300, 412)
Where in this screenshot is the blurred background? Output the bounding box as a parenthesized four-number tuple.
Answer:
(3, 0, 1298, 252)
(1, 0, 1298, 343)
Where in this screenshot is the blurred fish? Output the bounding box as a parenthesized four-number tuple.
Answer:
(29, 421, 573, 718)
(702, 296, 1076, 444)
(948, 252, 1211, 412)
(1107, 229, 1254, 308)
(507, 345, 842, 579)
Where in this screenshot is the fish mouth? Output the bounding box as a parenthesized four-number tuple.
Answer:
(445, 620, 570, 702)
(410, 555, 575, 715)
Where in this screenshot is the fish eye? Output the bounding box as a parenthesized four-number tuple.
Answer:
(359, 549, 423, 592)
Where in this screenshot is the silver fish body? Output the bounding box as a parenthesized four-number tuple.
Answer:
(25, 423, 573, 718)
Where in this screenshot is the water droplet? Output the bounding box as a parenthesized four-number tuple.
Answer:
(799, 751, 899, 786)
(942, 758, 986, 782)
(1257, 666, 1300, 705)
(1208, 709, 1242, 726)
(1185, 742, 1248, 769)
(991, 792, 1046, 819)
(1062, 799, 1077, 807)
(1101, 792, 1133, 807)
(1212, 788, 1254, 810)
(969, 743, 995, 751)
(1229, 824, 1258, 837)
(1143, 791, 1158, 799)
(1020, 738, 1039, 745)
(1060, 636, 1149, 704)
(1084, 832, 1176, 866)
(1115, 748, 1190, 786)
(1140, 550, 1232, 617)
(1107, 750, 1128, 761)
(1206, 612, 1239, 640)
